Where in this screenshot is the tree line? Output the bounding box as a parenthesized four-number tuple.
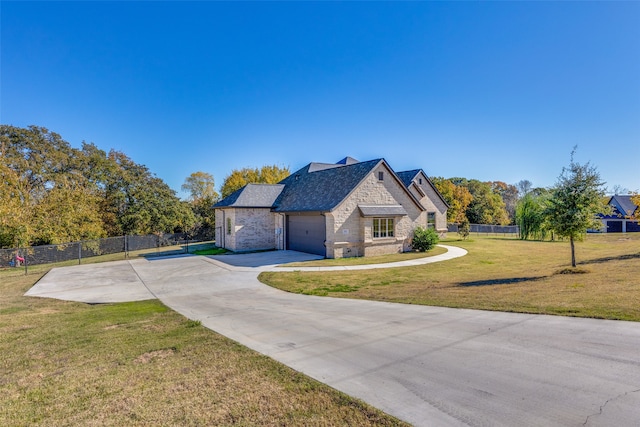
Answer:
(1, 125, 196, 248)
(0, 125, 291, 249)
(431, 178, 519, 226)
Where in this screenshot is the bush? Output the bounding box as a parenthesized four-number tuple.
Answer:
(411, 226, 439, 252)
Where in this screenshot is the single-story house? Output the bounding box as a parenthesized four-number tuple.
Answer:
(600, 195, 640, 233)
(214, 157, 449, 258)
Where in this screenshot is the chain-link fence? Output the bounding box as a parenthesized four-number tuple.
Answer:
(1, 233, 208, 269)
(448, 223, 520, 236)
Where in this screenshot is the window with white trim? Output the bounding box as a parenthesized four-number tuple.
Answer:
(373, 218, 394, 238)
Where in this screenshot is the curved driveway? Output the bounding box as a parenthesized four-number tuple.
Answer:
(27, 247, 640, 426)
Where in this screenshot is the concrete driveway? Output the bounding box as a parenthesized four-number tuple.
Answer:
(26, 249, 640, 426)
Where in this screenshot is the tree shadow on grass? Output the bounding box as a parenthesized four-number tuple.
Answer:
(578, 253, 640, 265)
(458, 276, 547, 287)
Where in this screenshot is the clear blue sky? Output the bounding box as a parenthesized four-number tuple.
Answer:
(2, 1, 639, 198)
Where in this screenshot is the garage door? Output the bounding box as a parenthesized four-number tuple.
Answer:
(627, 221, 640, 232)
(607, 221, 623, 233)
(287, 215, 326, 256)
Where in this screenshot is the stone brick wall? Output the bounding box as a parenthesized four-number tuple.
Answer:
(234, 208, 276, 251)
(214, 208, 276, 252)
(214, 209, 236, 251)
(326, 163, 425, 258)
(412, 171, 448, 234)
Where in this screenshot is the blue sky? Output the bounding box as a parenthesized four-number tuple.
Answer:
(2, 1, 639, 198)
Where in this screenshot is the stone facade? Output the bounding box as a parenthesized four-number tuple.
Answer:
(215, 208, 278, 252)
(214, 159, 449, 258)
(408, 171, 448, 236)
(325, 163, 424, 258)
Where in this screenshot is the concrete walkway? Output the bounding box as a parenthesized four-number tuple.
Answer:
(206, 244, 468, 272)
(25, 247, 640, 426)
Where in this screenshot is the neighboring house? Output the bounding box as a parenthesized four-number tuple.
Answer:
(600, 195, 640, 233)
(214, 157, 448, 258)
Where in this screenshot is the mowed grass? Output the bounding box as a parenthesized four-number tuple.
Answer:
(0, 262, 406, 425)
(260, 233, 640, 321)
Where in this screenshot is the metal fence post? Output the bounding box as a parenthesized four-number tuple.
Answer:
(78, 241, 82, 265)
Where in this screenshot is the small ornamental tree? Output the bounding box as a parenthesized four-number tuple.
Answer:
(458, 218, 470, 240)
(545, 148, 608, 267)
(411, 226, 439, 252)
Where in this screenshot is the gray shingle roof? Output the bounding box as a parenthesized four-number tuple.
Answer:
(610, 195, 639, 216)
(273, 159, 383, 212)
(213, 184, 285, 208)
(213, 158, 442, 213)
(358, 205, 407, 217)
(396, 170, 421, 188)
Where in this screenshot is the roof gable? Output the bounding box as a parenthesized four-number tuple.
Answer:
(396, 169, 450, 209)
(336, 156, 360, 165)
(609, 195, 639, 217)
(396, 170, 421, 188)
(273, 159, 382, 212)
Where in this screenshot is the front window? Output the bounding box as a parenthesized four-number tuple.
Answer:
(373, 218, 394, 238)
(427, 212, 436, 228)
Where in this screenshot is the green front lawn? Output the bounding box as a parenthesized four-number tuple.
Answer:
(0, 257, 406, 426)
(260, 234, 640, 321)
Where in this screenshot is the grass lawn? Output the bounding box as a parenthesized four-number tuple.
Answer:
(0, 259, 406, 425)
(260, 233, 640, 321)
(192, 247, 229, 256)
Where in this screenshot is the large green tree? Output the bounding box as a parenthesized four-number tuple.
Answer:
(182, 172, 219, 240)
(431, 177, 473, 223)
(0, 162, 31, 247)
(453, 178, 509, 225)
(1, 125, 106, 245)
(490, 181, 519, 224)
(515, 189, 551, 240)
(100, 150, 194, 236)
(545, 150, 607, 267)
(31, 179, 106, 245)
(182, 171, 219, 203)
(220, 165, 290, 198)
